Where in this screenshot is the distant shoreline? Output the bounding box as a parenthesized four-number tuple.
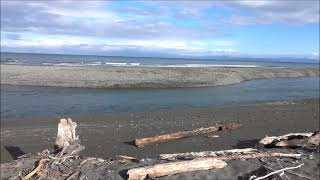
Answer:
(2, 51, 319, 64)
(1, 64, 319, 88)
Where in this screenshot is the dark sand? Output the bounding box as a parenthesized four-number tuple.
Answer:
(1, 98, 319, 179)
(1, 64, 319, 88)
(1, 98, 319, 164)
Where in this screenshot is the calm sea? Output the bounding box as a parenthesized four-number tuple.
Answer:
(1, 52, 319, 68)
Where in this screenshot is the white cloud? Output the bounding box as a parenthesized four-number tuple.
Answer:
(0, 1, 318, 57)
(161, 1, 319, 25)
(1, 0, 223, 41)
(233, 0, 273, 8)
(220, 0, 319, 25)
(2, 39, 78, 48)
(311, 52, 319, 57)
(1, 34, 238, 58)
(1, 36, 235, 51)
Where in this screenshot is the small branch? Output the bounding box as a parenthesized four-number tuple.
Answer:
(276, 159, 291, 180)
(277, 160, 313, 180)
(250, 163, 304, 180)
(117, 155, 139, 162)
(66, 171, 79, 180)
(80, 158, 96, 165)
(22, 159, 50, 180)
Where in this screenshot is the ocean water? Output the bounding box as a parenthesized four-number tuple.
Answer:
(1, 77, 319, 121)
(1, 52, 318, 68)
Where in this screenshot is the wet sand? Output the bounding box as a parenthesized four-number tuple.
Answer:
(1, 64, 319, 88)
(1, 98, 319, 164)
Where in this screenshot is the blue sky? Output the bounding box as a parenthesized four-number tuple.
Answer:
(1, 0, 319, 59)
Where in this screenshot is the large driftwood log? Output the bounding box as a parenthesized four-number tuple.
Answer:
(135, 122, 241, 147)
(259, 131, 319, 148)
(159, 148, 301, 161)
(159, 148, 258, 160)
(127, 158, 227, 180)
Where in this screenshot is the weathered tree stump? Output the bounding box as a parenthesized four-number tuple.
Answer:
(54, 118, 84, 157)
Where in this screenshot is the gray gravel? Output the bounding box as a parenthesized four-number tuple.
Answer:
(1, 65, 319, 88)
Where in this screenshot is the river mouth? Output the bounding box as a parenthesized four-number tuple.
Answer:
(1, 76, 319, 121)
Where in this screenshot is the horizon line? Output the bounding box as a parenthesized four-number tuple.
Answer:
(2, 51, 319, 62)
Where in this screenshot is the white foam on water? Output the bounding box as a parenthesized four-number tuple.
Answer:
(4, 62, 24, 65)
(128, 63, 141, 66)
(45, 62, 104, 67)
(53, 63, 77, 66)
(3, 60, 24, 65)
(105, 62, 128, 66)
(86, 62, 104, 66)
(149, 64, 260, 68)
(41, 63, 54, 65)
(39, 62, 259, 68)
(105, 62, 141, 66)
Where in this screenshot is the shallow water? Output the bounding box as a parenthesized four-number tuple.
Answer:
(1, 77, 319, 121)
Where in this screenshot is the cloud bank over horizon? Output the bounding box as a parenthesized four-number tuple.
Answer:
(1, 0, 319, 59)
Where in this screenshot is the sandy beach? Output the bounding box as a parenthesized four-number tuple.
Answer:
(1, 64, 319, 88)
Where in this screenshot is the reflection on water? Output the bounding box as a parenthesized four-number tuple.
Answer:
(1, 77, 319, 121)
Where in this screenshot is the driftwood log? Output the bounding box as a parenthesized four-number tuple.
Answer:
(160, 148, 258, 160)
(159, 148, 301, 161)
(127, 158, 227, 180)
(135, 122, 241, 147)
(128, 149, 300, 180)
(259, 131, 320, 149)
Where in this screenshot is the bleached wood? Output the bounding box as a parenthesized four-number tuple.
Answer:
(259, 132, 319, 148)
(277, 159, 313, 180)
(117, 155, 138, 161)
(159, 148, 258, 160)
(159, 149, 301, 161)
(135, 123, 241, 147)
(259, 133, 314, 145)
(250, 163, 304, 180)
(127, 158, 227, 180)
(55, 118, 78, 149)
(21, 159, 50, 180)
(307, 132, 320, 145)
